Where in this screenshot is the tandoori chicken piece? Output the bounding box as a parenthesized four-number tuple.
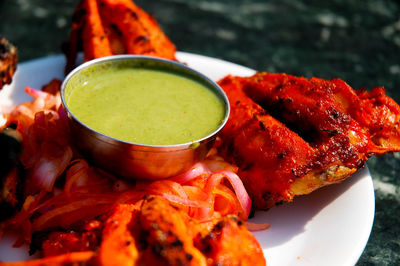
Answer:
(0, 37, 17, 90)
(218, 73, 400, 210)
(97, 204, 139, 266)
(64, 0, 177, 73)
(135, 196, 208, 266)
(32, 219, 103, 257)
(194, 215, 266, 266)
(95, 196, 266, 266)
(218, 75, 315, 209)
(243, 73, 400, 153)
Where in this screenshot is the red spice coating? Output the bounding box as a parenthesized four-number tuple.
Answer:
(218, 73, 400, 210)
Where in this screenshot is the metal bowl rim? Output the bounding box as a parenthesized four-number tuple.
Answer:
(61, 54, 230, 150)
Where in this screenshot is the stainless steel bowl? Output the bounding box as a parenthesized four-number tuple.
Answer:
(61, 55, 230, 180)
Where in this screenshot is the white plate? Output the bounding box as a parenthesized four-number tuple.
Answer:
(0, 52, 374, 265)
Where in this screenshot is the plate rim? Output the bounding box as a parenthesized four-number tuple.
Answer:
(0, 52, 375, 265)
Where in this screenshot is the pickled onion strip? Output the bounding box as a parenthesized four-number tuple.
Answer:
(144, 180, 189, 198)
(25, 86, 61, 110)
(170, 162, 211, 183)
(169, 165, 252, 220)
(57, 105, 68, 121)
(32, 196, 117, 231)
(181, 185, 213, 220)
(144, 180, 209, 212)
(156, 193, 208, 209)
(31, 146, 73, 192)
(64, 160, 89, 193)
(213, 186, 241, 215)
(206, 171, 251, 218)
(25, 86, 50, 98)
(202, 156, 238, 173)
(182, 185, 208, 201)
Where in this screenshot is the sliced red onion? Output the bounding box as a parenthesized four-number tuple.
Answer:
(25, 86, 48, 99)
(57, 105, 69, 122)
(32, 146, 73, 191)
(209, 171, 252, 218)
(170, 162, 211, 184)
(158, 193, 208, 208)
(203, 157, 238, 173)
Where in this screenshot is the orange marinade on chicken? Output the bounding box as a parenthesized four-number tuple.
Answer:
(134, 196, 207, 266)
(194, 215, 266, 266)
(218, 75, 315, 209)
(97, 204, 139, 266)
(218, 73, 400, 210)
(64, 0, 177, 73)
(95, 196, 267, 266)
(29, 196, 266, 265)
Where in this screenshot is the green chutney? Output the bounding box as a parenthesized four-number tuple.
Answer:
(66, 67, 226, 145)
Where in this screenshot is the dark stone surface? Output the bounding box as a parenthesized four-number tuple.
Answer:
(1, 0, 399, 265)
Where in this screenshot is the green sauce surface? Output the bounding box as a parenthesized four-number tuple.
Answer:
(66, 67, 225, 145)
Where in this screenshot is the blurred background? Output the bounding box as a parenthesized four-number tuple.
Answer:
(1, 0, 399, 265)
